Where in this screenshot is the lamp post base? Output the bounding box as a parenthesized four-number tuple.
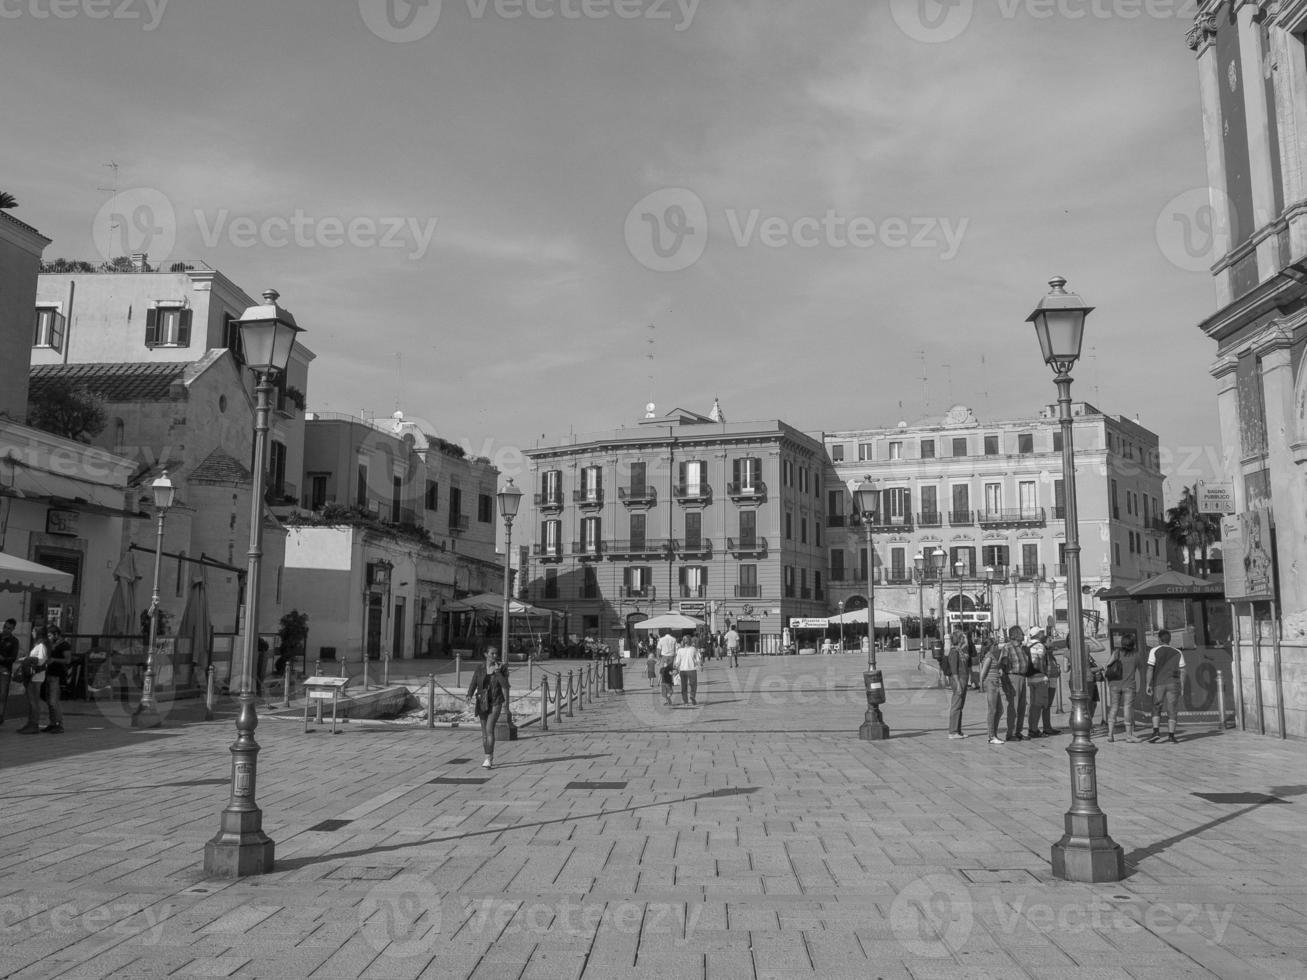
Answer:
(1051, 822, 1124, 882)
(495, 712, 516, 743)
(130, 705, 161, 729)
(204, 821, 275, 878)
(858, 718, 890, 740)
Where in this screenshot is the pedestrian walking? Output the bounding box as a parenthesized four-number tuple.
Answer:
(658, 656, 675, 706)
(977, 634, 1008, 744)
(656, 629, 677, 663)
(943, 626, 971, 739)
(1145, 629, 1186, 744)
(1105, 632, 1141, 742)
(646, 649, 658, 687)
(1003, 626, 1030, 741)
(17, 626, 49, 734)
(674, 633, 700, 706)
(0, 618, 19, 725)
(466, 647, 509, 769)
(1024, 628, 1049, 738)
(42, 626, 69, 732)
(725, 626, 740, 667)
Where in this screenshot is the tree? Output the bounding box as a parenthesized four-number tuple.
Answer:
(27, 381, 108, 443)
(1165, 484, 1221, 578)
(0, 192, 17, 210)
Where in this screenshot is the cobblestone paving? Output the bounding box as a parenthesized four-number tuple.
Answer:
(0, 654, 1304, 979)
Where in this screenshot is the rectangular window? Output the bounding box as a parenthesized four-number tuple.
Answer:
(624, 565, 653, 596)
(1126, 492, 1133, 516)
(815, 521, 822, 547)
(784, 565, 795, 597)
(984, 482, 1002, 515)
(739, 510, 756, 547)
(680, 459, 707, 494)
(1113, 542, 1121, 566)
(858, 442, 873, 461)
(891, 547, 906, 580)
(683, 511, 701, 550)
(393, 477, 404, 522)
(630, 512, 647, 550)
(477, 492, 492, 523)
(544, 567, 559, 598)
(828, 488, 845, 522)
(1018, 480, 1037, 514)
(881, 487, 910, 524)
(1111, 479, 1119, 519)
(1054, 479, 1065, 518)
(982, 544, 1009, 571)
(356, 465, 368, 507)
(800, 517, 808, 544)
(223, 312, 244, 365)
(541, 519, 561, 556)
(1022, 542, 1039, 577)
(733, 456, 762, 491)
(32, 306, 66, 351)
(1053, 429, 1063, 452)
(831, 444, 845, 462)
(785, 511, 793, 540)
(952, 437, 967, 457)
(951, 483, 970, 515)
(920, 439, 935, 459)
(583, 565, 599, 599)
(889, 441, 902, 460)
(830, 549, 845, 580)
(950, 546, 976, 577)
(680, 565, 707, 599)
(920, 486, 938, 522)
(580, 465, 602, 501)
(738, 563, 758, 595)
(984, 434, 999, 456)
(309, 474, 329, 510)
(580, 516, 601, 552)
(425, 480, 438, 511)
(144, 304, 193, 347)
(449, 486, 462, 519)
(267, 441, 287, 499)
(541, 469, 562, 506)
(1018, 433, 1034, 454)
(629, 460, 646, 493)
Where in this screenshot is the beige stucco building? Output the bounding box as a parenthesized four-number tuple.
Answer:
(1187, 0, 1307, 736)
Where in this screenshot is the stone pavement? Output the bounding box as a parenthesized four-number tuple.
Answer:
(1, 652, 1305, 979)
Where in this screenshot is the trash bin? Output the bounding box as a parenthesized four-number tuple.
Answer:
(606, 659, 624, 691)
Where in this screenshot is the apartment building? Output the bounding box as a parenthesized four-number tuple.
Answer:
(824, 403, 1166, 634)
(519, 404, 828, 653)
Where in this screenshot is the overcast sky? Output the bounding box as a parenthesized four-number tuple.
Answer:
(4, 0, 1218, 501)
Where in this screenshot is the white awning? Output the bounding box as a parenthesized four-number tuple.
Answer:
(0, 552, 74, 593)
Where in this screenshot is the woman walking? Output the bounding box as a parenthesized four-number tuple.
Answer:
(466, 648, 509, 769)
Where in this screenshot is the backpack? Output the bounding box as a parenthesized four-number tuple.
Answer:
(1005, 642, 1031, 676)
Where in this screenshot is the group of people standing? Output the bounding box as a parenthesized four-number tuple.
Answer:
(0, 619, 68, 734)
(941, 623, 1188, 745)
(644, 629, 713, 706)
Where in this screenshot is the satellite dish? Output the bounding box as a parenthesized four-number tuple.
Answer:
(644, 402, 656, 418)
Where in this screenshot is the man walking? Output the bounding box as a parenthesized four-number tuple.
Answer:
(673, 633, 701, 706)
(1003, 626, 1031, 742)
(0, 619, 19, 725)
(943, 626, 971, 738)
(1145, 628, 1186, 744)
(725, 625, 741, 667)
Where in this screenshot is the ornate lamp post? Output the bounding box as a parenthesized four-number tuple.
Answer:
(954, 558, 966, 629)
(132, 471, 175, 729)
(984, 565, 996, 627)
(852, 478, 887, 739)
(204, 289, 302, 878)
(496, 479, 522, 741)
(913, 552, 926, 665)
(1028, 276, 1124, 882)
(836, 599, 845, 653)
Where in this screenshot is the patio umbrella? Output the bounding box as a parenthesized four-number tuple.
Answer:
(631, 613, 705, 631)
(825, 607, 911, 627)
(175, 569, 212, 684)
(102, 552, 138, 636)
(0, 552, 74, 593)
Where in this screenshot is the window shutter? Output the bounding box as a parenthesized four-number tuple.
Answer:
(623, 567, 632, 589)
(51, 312, 66, 353)
(678, 461, 686, 487)
(732, 458, 741, 486)
(679, 566, 687, 587)
(145, 307, 159, 346)
(178, 308, 193, 347)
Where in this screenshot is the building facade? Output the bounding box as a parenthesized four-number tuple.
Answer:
(1187, 0, 1307, 735)
(824, 403, 1166, 636)
(519, 406, 829, 653)
(283, 411, 502, 663)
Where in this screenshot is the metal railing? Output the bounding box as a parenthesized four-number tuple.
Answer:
(617, 485, 658, 505)
(448, 513, 469, 532)
(735, 584, 761, 597)
(673, 538, 713, 557)
(727, 481, 767, 500)
(674, 484, 713, 503)
(535, 491, 564, 509)
(570, 540, 604, 557)
(726, 536, 767, 556)
(534, 543, 563, 558)
(948, 509, 974, 526)
(977, 508, 1046, 526)
(619, 585, 656, 599)
(916, 511, 943, 527)
(605, 538, 671, 557)
(573, 489, 604, 506)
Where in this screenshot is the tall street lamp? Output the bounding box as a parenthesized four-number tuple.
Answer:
(984, 565, 996, 627)
(497, 478, 523, 742)
(1028, 276, 1124, 883)
(913, 551, 926, 666)
(954, 558, 966, 629)
(204, 289, 302, 878)
(132, 471, 175, 729)
(852, 477, 887, 739)
(836, 599, 845, 654)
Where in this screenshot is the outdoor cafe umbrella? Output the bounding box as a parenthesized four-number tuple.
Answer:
(175, 569, 212, 682)
(0, 551, 74, 593)
(632, 613, 705, 631)
(102, 552, 138, 636)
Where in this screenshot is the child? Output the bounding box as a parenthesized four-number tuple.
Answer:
(659, 657, 675, 706)
(646, 649, 658, 687)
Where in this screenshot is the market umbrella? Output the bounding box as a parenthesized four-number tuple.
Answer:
(631, 613, 705, 631)
(102, 552, 138, 636)
(824, 607, 911, 627)
(175, 568, 212, 686)
(0, 551, 74, 593)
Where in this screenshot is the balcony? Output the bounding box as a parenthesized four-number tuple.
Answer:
(977, 508, 1046, 528)
(735, 584, 761, 598)
(827, 514, 847, 528)
(681, 585, 707, 599)
(618, 485, 657, 506)
(800, 586, 812, 599)
(570, 540, 605, 559)
(620, 585, 656, 599)
(673, 538, 713, 559)
(727, 481, 767, 502)
(948, 509, 974, 526)
(448, 514, 469, 534)
(814, 587, 825, 601)
(573, 489, 604, 508)
(726, 536, 768, 557)
(534, 543, 563, 562)
(886, 571, 914, 585)
(1014, 563, 1046, 581)
(916, 511, 943, 528)
(535, 490, 564, 511)
(605, 538, 671, 559)
(674, 484, 713, 504)
(829, 569, 847, 583)
(1053, 506, 1067, 520)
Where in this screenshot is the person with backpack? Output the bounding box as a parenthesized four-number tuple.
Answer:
(1145, 629, 1186, 744)
(1003, 626, 1031, 742)
(943, 626, 972, 739)
(1024, 628, 1054, 739)
(466, 647, 509, 769)
(977, 633, 1009, 744)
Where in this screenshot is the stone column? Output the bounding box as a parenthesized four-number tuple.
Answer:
(1236, 3, 1282, 278)
(1193, 13, 1234, 306)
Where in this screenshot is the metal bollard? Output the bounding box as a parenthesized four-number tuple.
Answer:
(577, 668, 585, 711)
(567, 670, 575, 717)
(555, 673, 563, 723)
(383, 654, 390, 688)
(1217, 669, 1227, 732)
(204, 664, 215, 721)
(427, 673, 436, 730)
(540, 675, 549, 731)
(338, 657, 345, 678)
(363, 654, 370, 693)
(456, 652, 461, 689)
(283, 660, 292, 709)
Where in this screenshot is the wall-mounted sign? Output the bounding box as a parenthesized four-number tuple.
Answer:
(1196, 479, 1235, 514)
(45, 508, 80, 537)
(679, 601, 706, 617)
(1221, 510, 1275, 603)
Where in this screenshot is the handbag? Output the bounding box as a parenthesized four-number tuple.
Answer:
(1105, 658, 1123, 682)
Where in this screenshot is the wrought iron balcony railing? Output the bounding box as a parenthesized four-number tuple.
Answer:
(617, 485, 657, 505)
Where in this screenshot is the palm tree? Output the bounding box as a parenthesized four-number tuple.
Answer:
(1165, 484, 1221, 578)
(0, 192, 17, 210)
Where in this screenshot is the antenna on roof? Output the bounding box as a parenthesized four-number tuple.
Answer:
(646, 323, 656, 408)
(980, 352, 990, 418)
(98, 162, 121, 253)
(918, 349, 929, 415)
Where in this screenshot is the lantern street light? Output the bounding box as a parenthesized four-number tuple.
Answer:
(851, 477, 887, 740)
(496, 478, 523, 741)
(1028, 276, 1123, 883)
(132, 471, 175, 729)
(984, 565, 997, 622)
(836, 599, 845, 654)
(913, 551, 926, 667)
(204, 289, 302, 878)
(954, 558, 966, 629)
